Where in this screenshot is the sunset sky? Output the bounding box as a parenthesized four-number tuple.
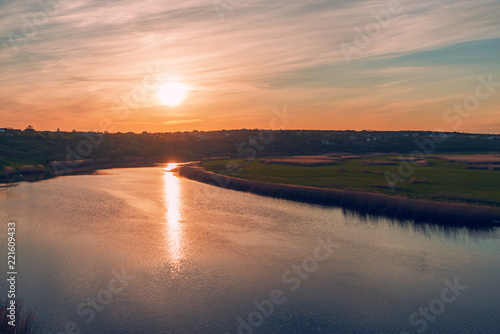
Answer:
(1, 0, 499, 133)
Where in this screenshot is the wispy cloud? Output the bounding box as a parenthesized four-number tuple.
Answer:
(0, 0, 499, 132)
(162, 119, 202, 125)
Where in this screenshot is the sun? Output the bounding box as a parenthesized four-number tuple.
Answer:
(158, 82, 187, 107)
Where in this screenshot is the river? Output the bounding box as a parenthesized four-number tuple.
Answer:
(1, 164, 499, 333)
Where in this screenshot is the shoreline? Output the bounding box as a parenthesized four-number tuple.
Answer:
(0, 160, 172, 184)
(179, 166, 500, 227)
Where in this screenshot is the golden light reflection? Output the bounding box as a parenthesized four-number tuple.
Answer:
(165, 162, 178, 172)
(163, 163, 184, 264)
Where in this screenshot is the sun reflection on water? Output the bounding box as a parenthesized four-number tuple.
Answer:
(163, 163, 184, 265)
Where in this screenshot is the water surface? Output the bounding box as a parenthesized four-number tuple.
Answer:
(1, 165, 499, 333)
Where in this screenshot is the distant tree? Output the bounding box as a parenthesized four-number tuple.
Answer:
(24, 125, 35, 135)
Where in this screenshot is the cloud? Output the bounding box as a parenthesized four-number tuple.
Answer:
(0, 0, 499, 132)
(162, 119, 202, 125)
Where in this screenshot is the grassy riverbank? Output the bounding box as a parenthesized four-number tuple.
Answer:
(178, 154, 500, 226)
(179, 165, 500, 226)
(201, 155, 500, 207)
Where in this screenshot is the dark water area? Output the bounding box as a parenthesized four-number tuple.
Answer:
(1, 165, 499, 333)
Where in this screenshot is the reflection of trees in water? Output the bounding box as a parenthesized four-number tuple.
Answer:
(343, 209, 499, 241)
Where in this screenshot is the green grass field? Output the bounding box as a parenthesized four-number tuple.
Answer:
(202, 155, 500, 207)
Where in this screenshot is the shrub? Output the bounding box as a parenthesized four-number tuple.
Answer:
(2, 167, 14, 177)
(407, 177, 417, 184)
(0, 298, 42, 334)
(363, 160, 397, 165)
(19, 165, 45, 174)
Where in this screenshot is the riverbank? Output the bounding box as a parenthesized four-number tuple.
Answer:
(0, 159, 170, 184)
(179, 166, 500, 227)
(202, 155, 500, 206)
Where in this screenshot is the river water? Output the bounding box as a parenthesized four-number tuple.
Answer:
(1, 164, 499, 334)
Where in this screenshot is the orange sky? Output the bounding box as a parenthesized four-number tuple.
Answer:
(1, 0, 499, 133)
